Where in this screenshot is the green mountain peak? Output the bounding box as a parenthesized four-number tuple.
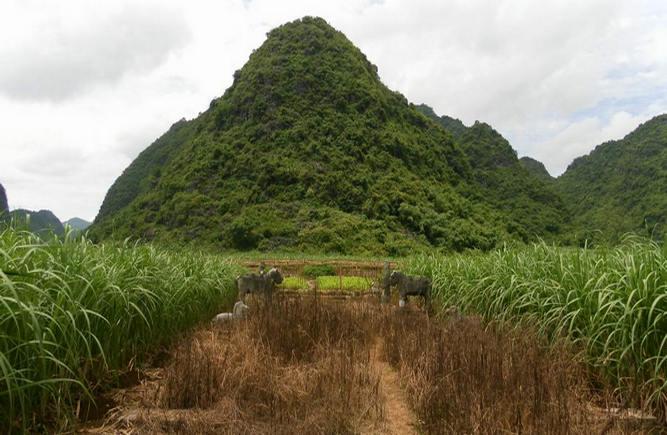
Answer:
(10, 209, 65, 237)
(91, 17, 565, 253)
(519, 157, 553, 183)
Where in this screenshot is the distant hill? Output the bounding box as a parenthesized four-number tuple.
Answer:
(93, 17, 571, 254)
(557, 114, 667, 243)
(64, 217, 91, 231)
(10, 209, 65, 237)
(416, 105, 567, 241)
(519, 157, 553, 183)
(0, 183, 7, 216)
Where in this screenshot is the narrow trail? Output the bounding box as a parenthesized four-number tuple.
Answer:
(367, 340, 419, 435)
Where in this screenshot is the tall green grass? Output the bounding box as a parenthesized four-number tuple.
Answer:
(405, 238, 667, 421)
(0, 228, 241, 432)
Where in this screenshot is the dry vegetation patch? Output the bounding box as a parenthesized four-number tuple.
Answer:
(381, 310, 594, 433)
(104, 299, 384, 434)
(84, 297, 661, 434)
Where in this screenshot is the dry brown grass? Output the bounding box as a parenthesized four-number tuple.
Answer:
(151, 298, 383, 434)
(84, 298, 662, 434)
(380, 309, 595, 434)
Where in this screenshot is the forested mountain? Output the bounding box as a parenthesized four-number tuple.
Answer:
(64, 217, 91, 231)
(417, 105, 566, 241)
(557, 114, 667, 243)
(10, 209, 65, 237)
(519, 157, 553, 183)
(0, 183, 7, 215)
(91, 17, 568, 253)
(0, 184, 65, 235)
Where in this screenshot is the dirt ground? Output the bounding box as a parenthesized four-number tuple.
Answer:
(366, 340, 418, 435)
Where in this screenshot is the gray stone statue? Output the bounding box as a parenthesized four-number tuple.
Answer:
(237, 267, 283, 301)
(388, 270, 431, 310)
(381, 261, 391, 303)
(212, 300, 249, 324)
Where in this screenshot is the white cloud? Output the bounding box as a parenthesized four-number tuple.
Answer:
(524, 112, 649, 175)
(0, 1, 191, 101)
(0, 0, 665, 220)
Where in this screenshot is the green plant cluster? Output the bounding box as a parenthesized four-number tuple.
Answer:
(0, 227, 241, 432)
(279, 275, 308, 290)
(90, 17, 567, 254)
(316, 275, 372, 292)
(417, 105, 567, 243)
(405, 237, 667, 422)
(302, 263, 336, 277)
(557, 114, 667, 245)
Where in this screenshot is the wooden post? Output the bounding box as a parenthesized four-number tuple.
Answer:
(381, 261, 391, 303)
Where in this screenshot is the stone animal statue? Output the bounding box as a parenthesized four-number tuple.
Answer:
(389, 270, 431, 310)
(212, 300, 249, 324)
(237, 267, 283, 300)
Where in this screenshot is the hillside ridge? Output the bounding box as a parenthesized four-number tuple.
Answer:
(519, 157, 553, 183)
(557, 114, 667, 243)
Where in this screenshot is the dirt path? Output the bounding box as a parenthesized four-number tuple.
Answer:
(367, 340, 419, 435)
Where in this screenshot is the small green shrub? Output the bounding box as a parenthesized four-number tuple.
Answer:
(303, 264, 336, 277)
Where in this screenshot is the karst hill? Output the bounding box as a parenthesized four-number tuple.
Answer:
(92, 17, 570, 254)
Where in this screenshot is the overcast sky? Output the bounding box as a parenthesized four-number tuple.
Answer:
(1, 0, 666, 221)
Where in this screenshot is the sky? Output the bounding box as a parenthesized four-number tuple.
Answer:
(1, 0, 666, 221)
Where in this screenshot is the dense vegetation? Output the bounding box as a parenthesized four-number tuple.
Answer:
(0, 228, 240, 433)
(0, 184, 90, 236)
(519, 156, 553, 183)
(405, 238, 667, 422)
(92, 17, 571, 254)
(557, 114, 667, 244)
(0, 183, 7, 215)
(418, 105, 567, 242)
(302, 263, 336, 277)
(9, 209, 65, 237)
